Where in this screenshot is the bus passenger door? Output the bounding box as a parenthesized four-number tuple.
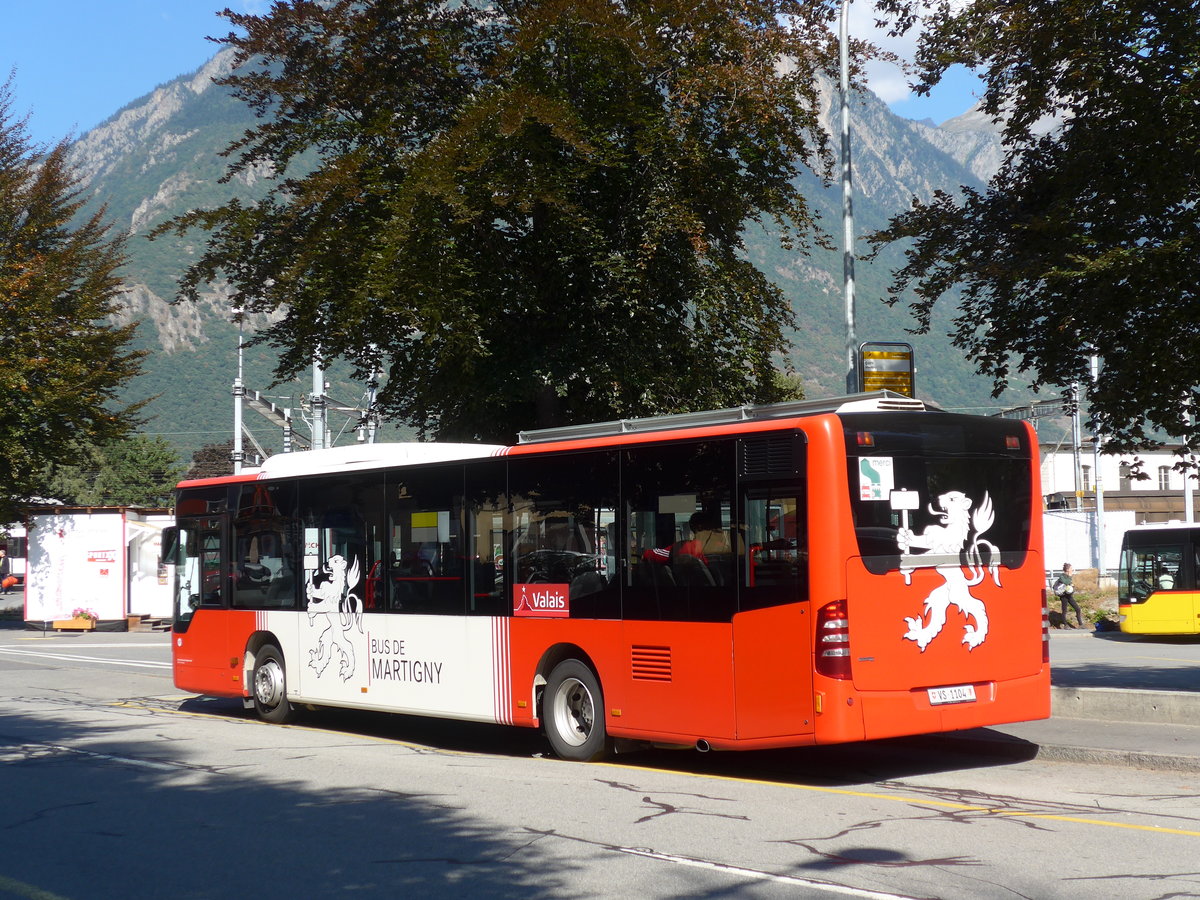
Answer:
(173, 519, 235, 696)
(734, 487, 814, 740)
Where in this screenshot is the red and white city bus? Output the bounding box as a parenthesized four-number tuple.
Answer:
(167, 393, 1050, 760)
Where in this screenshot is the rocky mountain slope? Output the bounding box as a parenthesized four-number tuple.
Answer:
(70, 48, 1015, 458)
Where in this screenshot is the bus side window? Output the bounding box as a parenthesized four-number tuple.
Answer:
(300, 474, 386, 616)
(740, 489, 807, 611)
(466, 460, 507, 616)
(231, 483, 298, 610)
(387, 466, 465, 616)
(622, 440, 737, 623)
(199, 531, 224, 608)
(508, 452, 620, 619)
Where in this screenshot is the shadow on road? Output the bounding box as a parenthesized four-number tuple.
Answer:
(0, 702, 576, 900)
(177, 695, 1039, 790)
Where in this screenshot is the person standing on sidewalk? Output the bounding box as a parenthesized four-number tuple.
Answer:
(0, 549, 15, 594)
(1053, 563, 1084, 628)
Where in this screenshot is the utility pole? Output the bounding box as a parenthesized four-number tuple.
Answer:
(359, 364, 380, 445)
(1070, 384, 1084, 512)
(1091, 357, 1105, 575)
(232, 317, 245, 475)
(839, 0, 858, 394)
(1187, 404, 1196, 524)
(311, 353, 327, 451)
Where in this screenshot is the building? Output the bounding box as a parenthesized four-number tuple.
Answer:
(1040, 440, 1198, 576)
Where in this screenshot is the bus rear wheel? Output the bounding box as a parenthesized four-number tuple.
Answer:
(544, 660, 611, 762)
(252, 643, 294, 724)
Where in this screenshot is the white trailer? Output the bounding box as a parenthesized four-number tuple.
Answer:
(25, 507, 173, 629)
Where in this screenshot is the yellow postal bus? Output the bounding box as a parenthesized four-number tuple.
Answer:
(1117, 524, 1200, 634)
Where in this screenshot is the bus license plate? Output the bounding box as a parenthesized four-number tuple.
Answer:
(928, 685, 976, 705)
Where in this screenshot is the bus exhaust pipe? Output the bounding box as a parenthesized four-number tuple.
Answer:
(696, 739, 711, 753)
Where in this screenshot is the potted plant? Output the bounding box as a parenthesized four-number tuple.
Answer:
(53, 608, 99, 631)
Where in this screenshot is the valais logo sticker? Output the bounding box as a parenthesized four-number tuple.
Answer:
(513, 583, 571, 618)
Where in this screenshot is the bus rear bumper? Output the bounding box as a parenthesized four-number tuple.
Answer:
(815, 670, 1051, 745)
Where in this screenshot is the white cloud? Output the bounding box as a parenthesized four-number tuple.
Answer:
(847, 1, 921, 101)
(841, 1, 982, 122)
(863, 64, 915, 103)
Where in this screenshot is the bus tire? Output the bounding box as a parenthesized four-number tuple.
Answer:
(543, 659, 611, 762)
(252, 643, 294, 725)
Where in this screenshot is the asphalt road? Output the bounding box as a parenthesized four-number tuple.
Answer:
(1047, 626, 1200, 692)
(0, 629, 1198, 899)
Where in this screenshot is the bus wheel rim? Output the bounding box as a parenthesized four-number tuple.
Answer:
(552, 676, 593, 747)
(255, 658, 284, 709)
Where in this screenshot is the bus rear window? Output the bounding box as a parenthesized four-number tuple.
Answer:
(841, 414, 1032, 573)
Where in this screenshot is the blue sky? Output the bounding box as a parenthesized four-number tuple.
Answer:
(2, 1, 261, 147)
(2, 1, 980, 150)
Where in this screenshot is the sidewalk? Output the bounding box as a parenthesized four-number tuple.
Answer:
(941, 715, 1200, 773)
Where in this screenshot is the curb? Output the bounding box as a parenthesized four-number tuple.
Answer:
(928, 727, 1200, 774)
(1052, 685, 1200, 726)
(1028, 741, 1200, 773)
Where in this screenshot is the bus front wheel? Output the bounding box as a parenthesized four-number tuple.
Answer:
(543, 660, 611, 762)
(252, 643, 294, 725)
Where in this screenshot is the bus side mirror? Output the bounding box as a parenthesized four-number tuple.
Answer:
(162, 526, 179, 562)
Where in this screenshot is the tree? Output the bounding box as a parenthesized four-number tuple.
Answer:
(185, 439, 276, 478)
(871, 0, 1200, 453)
(42, 436, 186, 509)
(0, 77, 146, 523)
(161, 0, 841, 442)
(188, 440, 235, 480)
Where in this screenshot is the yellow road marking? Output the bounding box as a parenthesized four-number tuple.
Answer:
(134, 700, 1200, 839)
(595, 762, 1200, 838)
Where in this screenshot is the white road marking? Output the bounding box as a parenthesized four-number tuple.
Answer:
(617, 847, 922, 898)
(0, 647, 170, 669)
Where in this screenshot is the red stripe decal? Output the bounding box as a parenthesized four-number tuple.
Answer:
(492, 617, 512, 725)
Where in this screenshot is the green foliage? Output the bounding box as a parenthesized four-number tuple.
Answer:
(42, 435, 185, 508)
(160, 0, 850, 442)
(0, 77, 146, 523)
(188, 440, 234, 480)
(872, 0, 1200, 453)
(769, 369, 807, 403)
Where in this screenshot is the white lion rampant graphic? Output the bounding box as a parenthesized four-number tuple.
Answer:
(306, 554, 364, 680)
(896, 490, 1000, 651)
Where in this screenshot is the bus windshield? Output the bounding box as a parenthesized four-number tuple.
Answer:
(1119, 535, 1188, 601)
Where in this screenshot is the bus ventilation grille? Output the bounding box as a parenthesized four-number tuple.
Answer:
(631, 645, 673, 682)
(877, 398, 925, 411)
(742, 435, 798, 477)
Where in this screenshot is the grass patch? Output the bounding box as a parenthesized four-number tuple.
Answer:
(1049, 567, 1119, 628)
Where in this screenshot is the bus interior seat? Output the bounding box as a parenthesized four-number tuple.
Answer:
(672, 554, 716, 587)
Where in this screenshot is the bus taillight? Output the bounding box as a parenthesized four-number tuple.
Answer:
(816, 599, 852, 680)
(1042, 590, 1050, 663)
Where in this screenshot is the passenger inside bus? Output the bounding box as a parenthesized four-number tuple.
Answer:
(672, 511, 733, 586)
(637, 510, 735, 588)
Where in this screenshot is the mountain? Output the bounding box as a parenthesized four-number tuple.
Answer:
(748, 85, 1017, 413)
(69, 49, 1021, 460)
(71, 51, 390, 459)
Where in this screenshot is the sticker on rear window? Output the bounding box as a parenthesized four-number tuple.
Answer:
(858, 457, 894, 501)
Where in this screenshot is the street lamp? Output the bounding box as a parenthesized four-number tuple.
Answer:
(839, 0, 858, 394)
